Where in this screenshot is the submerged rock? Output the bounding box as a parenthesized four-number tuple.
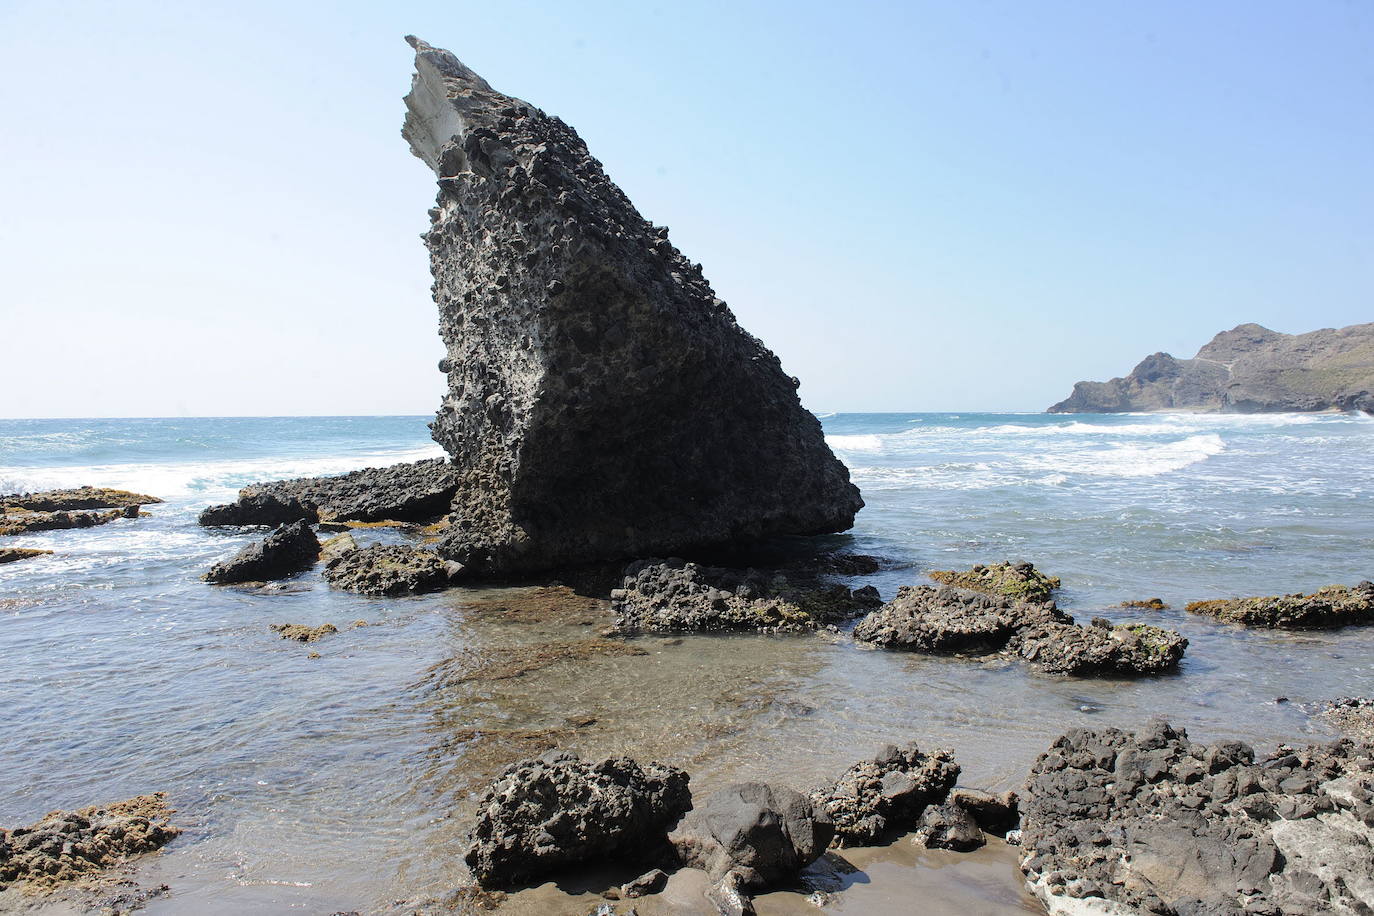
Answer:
(1119, 597, 1169, 610)
(401, 37, 861, 576)
(1186, 582, 1374, 629)
(1049, 321, 1374, 414)
(1020, 720, 1374, 915)
(669, 782, 832, 889)
(198, 458, 460, 527)
(0, 794, 180, 890)
(323, 544, 452, 595)
(854, 585, 1187, 676)
(0, 505, 137, 537)
(928, 561, 1060, 603)
(203, 520, 320, 584)
(810, 742, 960, 845)
(1, 486, 162, 512)
(463, 751, 690, 889)
(0, 547, 52, 565)
(611, 558, 881, 634)
(270, 623, 338, 643)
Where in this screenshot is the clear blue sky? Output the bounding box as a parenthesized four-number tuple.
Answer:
(1, 0, 1369, 417)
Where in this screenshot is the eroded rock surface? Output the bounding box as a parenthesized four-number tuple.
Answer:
(0, 794, 179, 890)
(1, 487, 162, 511)
(928, 561, 1060, 603)
(270, 623, 338, 643)
(1186, 582, 1374, 629)
(669, 782, 832, 889)
(809, 743, 960, 846)
(0, 547, 52, 565)
(1050, 321, 1374, 413)
(913, 801, 985, 851)
(323, 544, 451, 595)
(0, 505, 137, 537)
(854, 586, 1187, 676)
(203, 520, 320, 584)
(401, 37, 861, 575)
(464, 751, 690, 889)
(611, 558, 881, 634)
(1020, 720, 1374, 915)
(198, 458, 460, 527)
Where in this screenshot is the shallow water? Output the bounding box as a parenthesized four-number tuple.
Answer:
(2, 412, 1372, 914)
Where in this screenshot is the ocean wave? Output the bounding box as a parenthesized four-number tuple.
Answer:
(1024, 433, 1226, 478)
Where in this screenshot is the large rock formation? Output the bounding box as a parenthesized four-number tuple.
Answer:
(1049, 322, 1374, 413)
(401, 37, 862, 575)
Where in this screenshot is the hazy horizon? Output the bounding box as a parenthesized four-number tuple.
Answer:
(2, 0, 1370, 419)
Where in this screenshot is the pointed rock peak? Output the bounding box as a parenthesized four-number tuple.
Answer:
(401, 38, 862, 574)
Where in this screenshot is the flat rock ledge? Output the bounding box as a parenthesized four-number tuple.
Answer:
(611, 558, 882, 635)
(463, 751, 690, 889)
(323, 544, 452, 595)
(1186, 581, 1374, 629)
(1020, 720, 1374, 916)
(203, 520, 320, 584)
(0, 794, 180, 891)
(1, 487, 162, 512)
(928, 561, 1060, 603)
(198, 458, 460, 527)
(809, 742, 960, 846)
(854, 585, 1187, 676)
(402, 37, 861, 575)
(0, 547, 52, 565)
(0, 505, 139, 537)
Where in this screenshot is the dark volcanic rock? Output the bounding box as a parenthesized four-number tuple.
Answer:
(1050, 321, 1374, 413)
(1, 486, 162, 511)
(203, 520, 320, 584)
(401, 37, 862, 575)
(463, 751, 690, 889)
(912, 800, 985, 852)
(809, 742, 960, 845)
(1021, 721, 1374, 915)
(928, 561, 1060, 603)
(853, 585, 1068, 654)
(854, 586, 1186, 676)
(199, 458, 460, 527)
(949, 788, 1019, 836)
(270, 623, 338, 643)
(611, 558, 882, 634)
(669, 782, 832, 889)
(0, 506, 137, 536)
(0, 547, 52, 565)
(1186, 581, 1374, 629)
(323, 544, 451, 595)
(0, 794, 180, 890)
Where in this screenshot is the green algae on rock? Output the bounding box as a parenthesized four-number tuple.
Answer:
(1119, 597, 1169, 610)
(1185, 582, 1374, 629)
(927, 561, 1060, 603)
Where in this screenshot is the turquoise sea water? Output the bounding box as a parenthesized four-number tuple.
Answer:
(2, 412, 1372, 913)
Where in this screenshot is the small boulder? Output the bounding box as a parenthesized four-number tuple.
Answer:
(620, 868, 668, 898)
(913, 800, 985, 851)
(203, 520, 320, 584)
(464, 752, 690, 889)
(270, 623, 338, 643)
(810, 742, 960, 845)
(323, 544, 451, 595)
(668, 782, 832, 889)
(319, 531, 359, 562)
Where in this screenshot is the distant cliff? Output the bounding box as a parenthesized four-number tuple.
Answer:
(1049, 322, 1374, 414)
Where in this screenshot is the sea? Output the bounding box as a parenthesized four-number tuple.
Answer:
(2, 412, 1372, 914)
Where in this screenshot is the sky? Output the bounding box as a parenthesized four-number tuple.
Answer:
(0, 0, 1370, 417)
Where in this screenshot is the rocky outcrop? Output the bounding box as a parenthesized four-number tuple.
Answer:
(1186, 582, 1374, 629)
(809, 742, 960, 845)
(0, 794, 180, 890)
(401, 37, 862, 575)
(1020, 720, 1374, 915)
(611, 558, 881, 634)
(463, 751, 690, 889)
(669, 782, 832, 891)
(854, 586, 1187, 676)
(1, 486, 162, 511)
(928, 561, 1060, 603)
(322, 544, 452, 595)
(270, 623, 338, 642)
(0, 547, 52, 565)
(1049, 321, 1374, 413)
(203, 520, 320, 584)
(0, 505, 138, 536)
(199, 458, 460, 527)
